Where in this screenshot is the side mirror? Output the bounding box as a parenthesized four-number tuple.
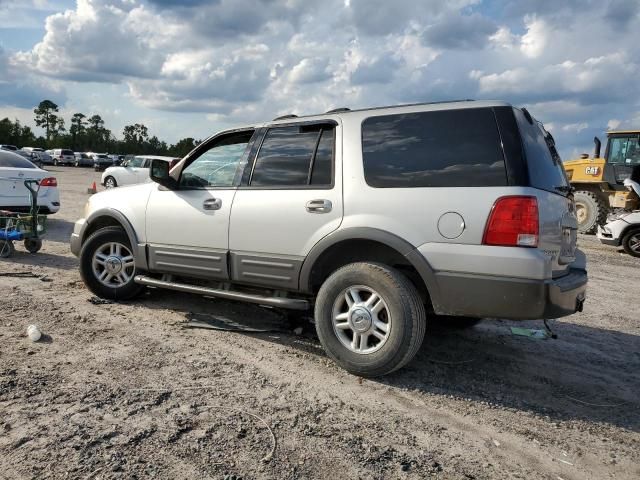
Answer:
(150, 159, 175, 189)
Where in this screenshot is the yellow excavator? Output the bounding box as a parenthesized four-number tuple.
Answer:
(563, 131, 640, 233)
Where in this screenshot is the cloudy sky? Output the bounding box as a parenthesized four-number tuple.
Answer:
(0, 0, 639, 158)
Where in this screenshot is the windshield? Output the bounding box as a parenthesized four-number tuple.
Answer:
(607, 135, 640, 166)
(97, 154, 109, 159)
(513, 108, 570, 195)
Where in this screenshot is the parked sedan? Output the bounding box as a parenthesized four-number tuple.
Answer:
(22, 147, 53, 166)
(91, 153, 114, 171)
(0, 150, 60, 214)
(74, 152, 93, 167)
(101, 155, 179, 188)
(14, 149, 41, 166)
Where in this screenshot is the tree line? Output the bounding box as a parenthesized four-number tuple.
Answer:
(0, 100, 200, 157)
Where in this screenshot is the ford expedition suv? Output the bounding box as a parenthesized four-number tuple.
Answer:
(70, 100, 587, 377)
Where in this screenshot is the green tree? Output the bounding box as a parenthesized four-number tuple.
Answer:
(123, 123, 149, 146)
(86, 114, 110, 151)
(70, 113, 87, 149)
(33, 100, 60, 142)
(171, 137, 198, 157)
(0, 118, 37, 147)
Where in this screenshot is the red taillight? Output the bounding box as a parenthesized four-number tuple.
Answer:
(40, 177, 57, 187)
(483, 196, 538, 247)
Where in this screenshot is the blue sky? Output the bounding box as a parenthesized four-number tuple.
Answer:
(1, 0, 639, 158)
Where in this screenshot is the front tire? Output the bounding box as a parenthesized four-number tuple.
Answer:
(622, 229, 640, 258)
(79, 226, 143, 300)
(315, 262, 426, 377)
(104, 176, 117, 188)
(574, 190, 607, 234)
(24, 238, 42, 253)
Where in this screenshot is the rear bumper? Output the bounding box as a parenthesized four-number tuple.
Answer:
(434, 268, 587, 320)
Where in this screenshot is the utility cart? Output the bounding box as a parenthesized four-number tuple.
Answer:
(0, 179, 47, 258)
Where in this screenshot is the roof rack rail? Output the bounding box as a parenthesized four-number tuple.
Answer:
(325, 107, 351, 114)
(273, 114, 298, 121)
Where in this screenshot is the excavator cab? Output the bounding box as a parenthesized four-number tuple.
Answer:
(605, 133, 640, 183)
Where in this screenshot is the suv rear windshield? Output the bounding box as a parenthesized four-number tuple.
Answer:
(513, 108, 570, 195)
(61, 149, 75, 156)
(361, 108, 507, 188)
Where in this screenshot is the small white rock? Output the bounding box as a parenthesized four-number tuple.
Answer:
(27, 325, 41, 342)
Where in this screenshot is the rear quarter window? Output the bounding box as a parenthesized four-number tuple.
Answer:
(361, 108, 507, 188)
(513, 108, 569, 194)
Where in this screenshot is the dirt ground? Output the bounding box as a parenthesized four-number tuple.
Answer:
(1, 166, 639, 480)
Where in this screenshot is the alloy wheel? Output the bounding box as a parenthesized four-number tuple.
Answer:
(332, 285, 392, 354)
(92, 241, 135, 288)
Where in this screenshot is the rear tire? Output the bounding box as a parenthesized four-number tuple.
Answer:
(574, 190, 607, 234)
(0, 240, 14, 258)
(315, 262, 426, 377)
(79, 226, 144, 300)
(622, 229, 640, 258)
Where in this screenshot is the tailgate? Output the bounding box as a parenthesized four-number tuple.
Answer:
(536, 189, 578, 276)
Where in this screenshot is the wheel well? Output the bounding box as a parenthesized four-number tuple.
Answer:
(308, 239, 430, 304)
(83, 216, 124, 244)
(573, 184, 608, 197)
(622, 224, 640, 240)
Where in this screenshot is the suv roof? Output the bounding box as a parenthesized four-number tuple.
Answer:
(269, 99, 511, 123)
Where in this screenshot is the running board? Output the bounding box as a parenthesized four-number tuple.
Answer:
(134, 275, 310, 310)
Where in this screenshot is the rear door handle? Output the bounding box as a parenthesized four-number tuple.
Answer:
(306, 199, 332, 213)
(203, 198, 222, 211)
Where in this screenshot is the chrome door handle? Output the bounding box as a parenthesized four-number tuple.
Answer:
(203, 198, 222, 211)
(306, 199, 332, 213)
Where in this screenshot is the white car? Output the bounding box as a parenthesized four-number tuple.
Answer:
(0, 150, 60, 214)
(101, 155, 179, 188)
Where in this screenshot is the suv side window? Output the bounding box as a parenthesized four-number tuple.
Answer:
(180, 131, 253, 189)
(361, 108, 507, 188)
(249, 124, 334, 187)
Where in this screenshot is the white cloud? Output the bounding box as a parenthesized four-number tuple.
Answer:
(561, 122, 588, 133)
(1, 0, 639, 158)
(520, 16, 547, 58)
(607, 119, 621, 130)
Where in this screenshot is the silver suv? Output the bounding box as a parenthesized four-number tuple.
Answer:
(71, 100, 587, 377)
